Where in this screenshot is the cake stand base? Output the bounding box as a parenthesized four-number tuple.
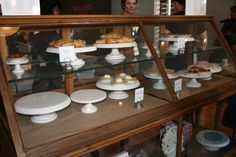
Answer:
(81, 103, 97, 114)
(153, 80, 166, 90)
(109, 91, 128, 99)
(31, 113, 57, 124)
(186, 78, 201, 88)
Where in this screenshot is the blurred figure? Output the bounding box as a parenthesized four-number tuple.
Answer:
(221, 5, 236, 52)
(121, 0, 138, 15)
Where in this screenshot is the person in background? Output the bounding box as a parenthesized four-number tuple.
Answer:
(221, 5, 236, 53)
(221, 5, 236, 138)
(121, 0, 138, 15)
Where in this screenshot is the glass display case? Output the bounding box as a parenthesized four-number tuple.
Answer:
(0, 15, 236, 157)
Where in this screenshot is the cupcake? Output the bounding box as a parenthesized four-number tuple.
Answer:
(100, 74, 112, 84)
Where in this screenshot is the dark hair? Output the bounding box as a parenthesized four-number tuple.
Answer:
(230, 5, 236, 11)
(40, 0, 63, 15)
(121, 0, 138, 10)
(173, 0, 185, 6)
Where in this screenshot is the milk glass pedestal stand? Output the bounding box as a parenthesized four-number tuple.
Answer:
(96, 80, 140, 100)
(94, 42, 136, 64)
(196, 130, 229, 151)
(7, 57, 29, 74)
(46, 46, 97, 69)
(141, 44, 159, 58)
(160, 35, 194, 55)
(143, 71, 178, 90)
(70, 89, 107, 114)
(178, 70, 212, 88)
(14, 92, 71, 124)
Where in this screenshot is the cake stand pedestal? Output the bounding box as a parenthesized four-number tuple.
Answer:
(178, 70, 212, 88)
(94, 42, 136, 64)
(70, 89, 107, 114)
(96, 79, 140, 100)
(14, 92, 71, 124)
(7, 57, 29, 74)
(143, 71, 178, 90)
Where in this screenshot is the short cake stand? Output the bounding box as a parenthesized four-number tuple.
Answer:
(14, 92, 71, 124)
(70, 89, 107, 114)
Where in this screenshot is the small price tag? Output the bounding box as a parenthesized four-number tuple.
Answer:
(59, 46, 76, 62)
(174, 79, 182, 92)
(135, 87, 144, 103)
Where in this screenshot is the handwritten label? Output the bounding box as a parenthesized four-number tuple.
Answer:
(135, 87, 144, 103)
(174, 79, 182, 92)
(59, 46, 76, 63)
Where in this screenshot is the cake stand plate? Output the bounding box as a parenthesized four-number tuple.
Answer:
(196, 130, 230, 151)
(70, 89, 107, 114)
(96, 79, 140, 100)
(143, 71, 179, 90)
(46, 45, 97, 54)
(94, 42, 136, 64)
(7, 58, 29, 74)
(14, 92, 71, 124)
(178, 70, 212, 88)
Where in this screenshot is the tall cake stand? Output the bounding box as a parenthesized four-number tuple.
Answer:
(70, 89, 107, 114)
(178, 70, 212, 88)
(46, 45, 97, 69)
(96, 79, 140, 100)
(14, 92, 71, 124)
(143, 71, 179, 90)
(94, 42, 136, 64)
(7, 57, 29, 74)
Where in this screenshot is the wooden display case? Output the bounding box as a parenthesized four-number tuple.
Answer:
(0, 15, 236, 157)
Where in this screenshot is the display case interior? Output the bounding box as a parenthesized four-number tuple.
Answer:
(0, 15, 236, 157)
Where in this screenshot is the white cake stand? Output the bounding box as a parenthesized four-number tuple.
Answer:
(96, 79, 140, 100)
(178, 70, 212, 88)
(14, 92, 71, 124)
(46, 45, 96, 68)
(143, 71, 179, 90)
(196, 130, 229, 151)
(7, 57, 29, 74)
(94, 42, 136, 64)
(70, 89, 107, 114)
(141, 44, 159, 58)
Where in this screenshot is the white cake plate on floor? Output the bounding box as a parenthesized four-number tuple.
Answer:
(178, 70, 212, 88)
(70, 89, 107, 114)
(94, 42, 136, 64)
(143, 71, 179, 90)
(7, 57, 29, 74)
(14, 92, 71, 124)
(96, 79, 140, 100)
(196, 130, 229, 151)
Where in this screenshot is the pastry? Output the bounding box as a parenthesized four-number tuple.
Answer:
(49, 39, 86, 48)
(100, 32, 121, 39)
(112, 77, 126, 84)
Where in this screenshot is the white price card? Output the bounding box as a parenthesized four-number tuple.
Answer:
(59, 46, 76, 62)
(135, 87, 144, 103)
(174, 79, 182, 92)
(1, 0, 40, 15)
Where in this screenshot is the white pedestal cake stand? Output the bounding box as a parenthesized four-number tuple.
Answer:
(46, 45, 97, 69)
(141, 44, 159, 58)
(178, 70, 212, 88)
(196, 130, 229, 151)
(94, 42, 136, 64)
(14, 92, 71, 124)
(70, 89, 107, 114)
(7, 57, 29, 74)
(96, 80, 140, 100)
(143, 71, 178, 90)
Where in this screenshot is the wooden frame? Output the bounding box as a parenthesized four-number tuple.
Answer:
(0, 15, 236, 157)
